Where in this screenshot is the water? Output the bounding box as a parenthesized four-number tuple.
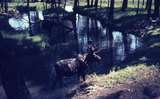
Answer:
(65, 6, 73, 12)
(8, 14, 29, 31)
(8, 11, 44, 31)
(76, 14, 143, 63)
(6, 9, 143, 66)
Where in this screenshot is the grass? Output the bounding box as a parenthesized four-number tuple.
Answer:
(2, 31, 45, 42)
(87, 64, 159, 88)
(147, 27, 160, 36)
(26, 35, 44, 42)
(150, 42, 160, 48)
(4, 0, 155, 11)
(8, 2, 47, 10)
(71, 64, 160, 99)
(76, 0, 148, 8)
(1, 30, 49, 50)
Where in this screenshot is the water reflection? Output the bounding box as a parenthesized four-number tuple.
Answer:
(76, 14, 109, 52)
(76, 14, 143, 63)
(128, 34, 142, 51)
(113, 31, 125, 61)
(8, 11, 44, 31)
(65, 6, 73, 12)
(8, 14, 29, 31)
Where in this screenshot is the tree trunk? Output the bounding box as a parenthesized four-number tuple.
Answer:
(132, 0, 135, 4)
(147, 0, 152, 17)
(0, 35, 31, 99)
(91, 0, 93, 7)
(142, 0, 145, 6)
(108, 0, 114, 21)
(4, 0, 8, 12)
(0, 63, 31, 99)
(122, 33, 129, 55)
(0, 0, 5, 11)
(107, 0, 114, 71)
(108, 0, 110, 7)
(121, 0, 128, 11)
(27, 0, 29, 7)
(94, 0, 98, 8)
(73, 0, 78, 12)
(146, 0, 151, 10)
(87, 0, 90, 7)
(137, 0, 140, 14)
(154, 0, 160, 18)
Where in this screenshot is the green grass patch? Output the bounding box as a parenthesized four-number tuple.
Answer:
(87, 64, 159, 88)
(147, 27, 160, 35)
(150, 42, 160, 48)
(26, 35, 43, 42)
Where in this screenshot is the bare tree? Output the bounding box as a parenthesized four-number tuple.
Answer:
(0, 34, 31, 99)
(107, 0, 114, 72)
(146, 0, 151, 10)
(91, 0, 93, 6)
(132, 0, 135, 4)
(137, 0, 140, 14)
(73, 0, 79, 12)
(87, 0, 90, 7)
(147, 0, 152, 17)
(108, 0, 114, 21)
(142, 0, 145, 6)
(154, 0, 160, 17)
(121, 0, 128, 11)
(94, 0, 98, 8)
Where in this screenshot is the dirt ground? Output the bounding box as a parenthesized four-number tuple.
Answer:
(0, 65, 159, 99)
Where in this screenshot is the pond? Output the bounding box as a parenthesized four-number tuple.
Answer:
(76, 14, 143, 63)
(8, 11, 44, 32)
(4, 9, 143, 73)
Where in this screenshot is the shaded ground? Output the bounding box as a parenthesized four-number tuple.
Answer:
(76, 7, 147, 26)
(0, 64, 159, 99)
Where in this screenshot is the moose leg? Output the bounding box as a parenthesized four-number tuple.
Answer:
(77, 72, 81, 81)
(59, 76, 63, 87)
(54, 64, 63, 87)
(55, 74, 63, 88)
(49, 68, 56, 89)
(78, 71, 86, 82)
(82, 73, 86, 81)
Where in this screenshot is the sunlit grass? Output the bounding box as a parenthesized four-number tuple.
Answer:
(26, 34, 49, 49)
(26, 35, 43, 42)
(87, 64, 159, 88)
(147, 27, 160, 35)
(1, 30, 49, 49)
(2, 31, 43, 42)
(8, 2, 48, 10)
(1, 31, 28, 40)
(6, 0, 152, 10)
(150, 43, 160, 48)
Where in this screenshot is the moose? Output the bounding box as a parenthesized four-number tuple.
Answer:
(51, 51, 101, 87)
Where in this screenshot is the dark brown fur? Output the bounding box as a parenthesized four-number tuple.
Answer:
(53, 53, 101, 87)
